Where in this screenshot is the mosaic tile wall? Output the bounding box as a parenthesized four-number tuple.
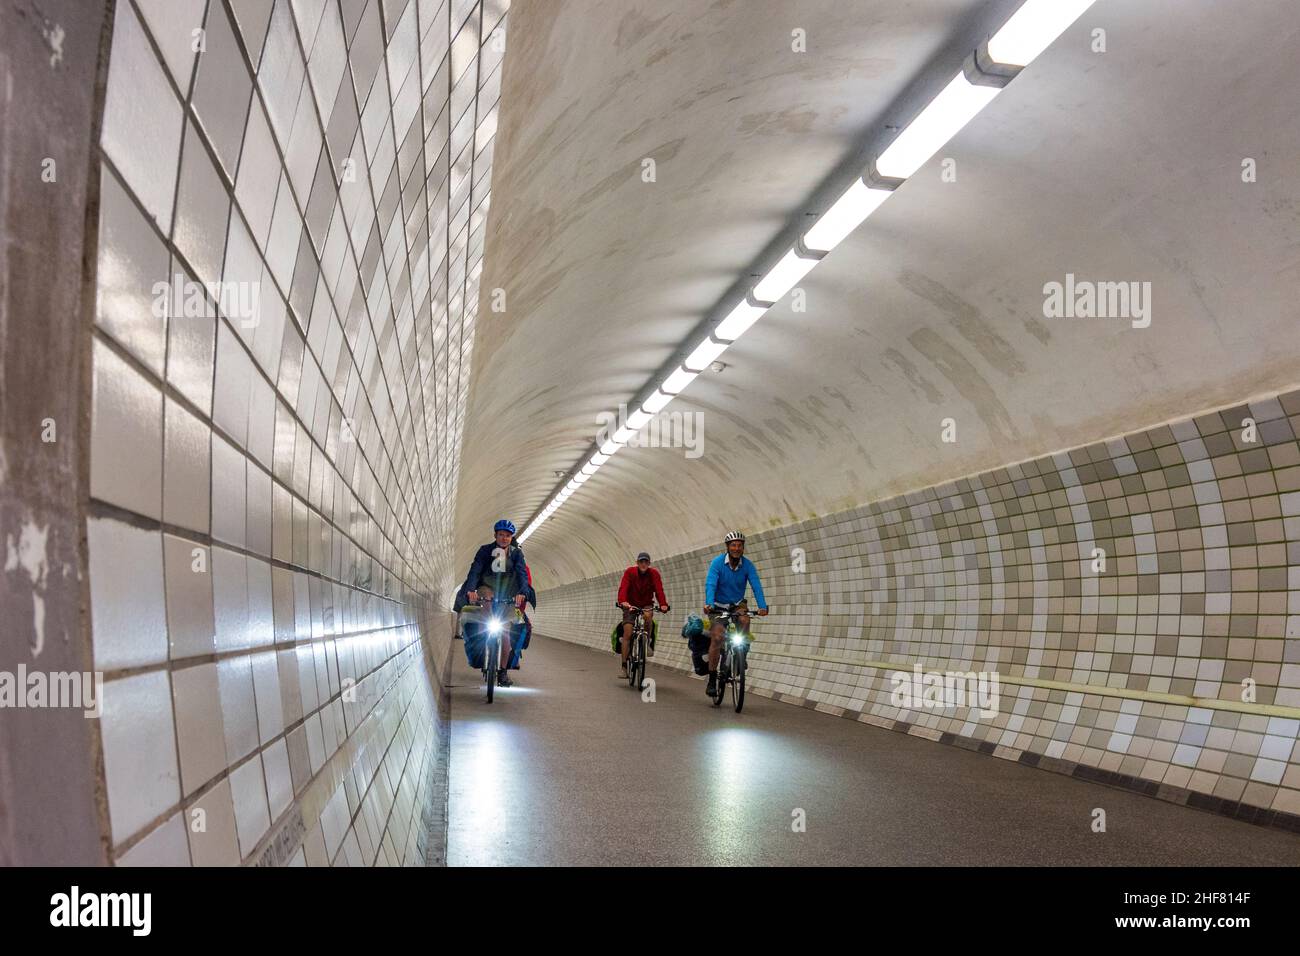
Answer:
(532, 388, 1300, 819)
(89, 0, 507, 865)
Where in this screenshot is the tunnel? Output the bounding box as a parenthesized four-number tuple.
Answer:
(2, 0, 1300, 894)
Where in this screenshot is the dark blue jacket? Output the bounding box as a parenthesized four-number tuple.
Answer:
(458, 542, 529, 605)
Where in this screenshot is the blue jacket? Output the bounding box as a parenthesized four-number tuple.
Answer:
(705, 553, 767, 609)
(459, 542, 529, 604)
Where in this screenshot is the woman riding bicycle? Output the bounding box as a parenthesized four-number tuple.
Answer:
(457, 519, 529, 687)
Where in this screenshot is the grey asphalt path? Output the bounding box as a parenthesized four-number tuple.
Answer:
(446, 635, 1300, 866)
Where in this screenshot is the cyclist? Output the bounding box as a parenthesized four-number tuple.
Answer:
(703, 530, 770, 697)
(458, 519, 529, 687)
(616, 551, 669, 680)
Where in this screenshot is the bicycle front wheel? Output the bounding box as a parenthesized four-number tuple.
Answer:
(485, 637, 498, 703)
(732, 648, 746, 713)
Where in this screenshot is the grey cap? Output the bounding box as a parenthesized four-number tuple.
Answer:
(636, 552, 651, 562)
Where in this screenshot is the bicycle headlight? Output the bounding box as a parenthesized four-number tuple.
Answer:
(487, 618, 503, 635)
(731, 633, 745, 645)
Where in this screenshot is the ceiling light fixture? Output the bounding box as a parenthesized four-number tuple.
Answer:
(516, 0, 1095, 543)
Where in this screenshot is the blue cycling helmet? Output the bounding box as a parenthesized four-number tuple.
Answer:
(494, 519, 516, 534)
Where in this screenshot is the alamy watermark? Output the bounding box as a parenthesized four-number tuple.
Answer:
(596, 403, 704, 459)
(1042, 273, 1151, 329)
(890, 664, 1000, 718)
(50, 886, 150, 935)
(0, 665, 103, 718)
(151, 273, 260, 328)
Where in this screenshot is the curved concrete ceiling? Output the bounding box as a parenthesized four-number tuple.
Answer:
(459, 0, 1300, 588)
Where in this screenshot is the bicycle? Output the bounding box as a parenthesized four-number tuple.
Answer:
(461, 598, 521, 703)
(707, 603, 750, 712)
(620, 604, 668, 690)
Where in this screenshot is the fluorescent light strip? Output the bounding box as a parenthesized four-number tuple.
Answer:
(803, 180, 893, 253)
(684, 336, 729, 371)
(752, 249, 820, 304)
(641, 390, 673, 414)
(713, 301, 766, 341)
(874, 72, 1000, 180)
(988, 0, 1095, 67)
(661, 366, 698, 394)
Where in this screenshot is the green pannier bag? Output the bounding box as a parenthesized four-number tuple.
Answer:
(610, 619, 657, 652)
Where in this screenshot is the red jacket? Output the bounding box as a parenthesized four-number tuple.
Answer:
(618, 566, 666, 608)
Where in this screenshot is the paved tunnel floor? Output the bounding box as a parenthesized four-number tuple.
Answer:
(445, 636, 1300, 866)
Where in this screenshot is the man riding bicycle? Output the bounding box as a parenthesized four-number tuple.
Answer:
(703, 530, 770, 697)
(457, 519, 529, 687)
(616, 551, 669, 680)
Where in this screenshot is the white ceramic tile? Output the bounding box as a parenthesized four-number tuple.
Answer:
(210, 435, 247, 547)
(91, 338, 163, 518)
(134, 0, 206, 97)
(212, 324, 253, 449)
(88, 516, 168, 670)
(258, 0, 307, 147)
(302, 820, 328, 866)
(115, 812, 190, 867)
(101, 0, 183, 232)
(163, 533, 215, 659)
(187, 778, 241, 866)
(163, 399, 211, 534)
(170, 662, 226, 795)
(262, 738, 293, 818)
(265, 176, 304, 291)
(212, 546, 251, 652)
(165, 261, 216, 416)
(229, 754, 271, 857)
(250, 650, 284, 744)
(95, 167, 169, 375)
(221, 214, 266, 336)
(305, 711, 325, 774)
(100, 671, 180, 845)
(191, 0, 253, 177)
(247, 557, 275, 649)
(297, 643, 320, 713)
(271, 565, 296, 643)
(235, 100, 281, 248)
(173, 119, 231, 287)
(216, 653, 259, 763)
(286, 724, 311, 793)
(247, 375, 277, 470)
(246, 464, 274, 557)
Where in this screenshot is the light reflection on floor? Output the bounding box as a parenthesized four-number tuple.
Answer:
(448, 718, 509, 864)
(699, 727, 770, 864)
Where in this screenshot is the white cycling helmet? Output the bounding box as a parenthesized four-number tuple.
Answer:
(724, 530, 746, 544)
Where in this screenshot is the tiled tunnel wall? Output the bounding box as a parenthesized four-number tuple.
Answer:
(82, 0, 507, 865)
(532, 388, 1300, 823)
